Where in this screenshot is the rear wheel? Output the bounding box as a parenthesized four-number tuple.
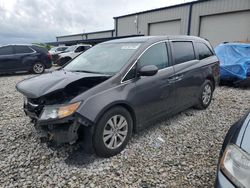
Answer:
(195, 80, 214, 109)
(32, 63, 45, 74)
(93, 106, 133, 157)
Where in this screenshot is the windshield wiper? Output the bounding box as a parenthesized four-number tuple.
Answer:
(71, 70, 108, 75)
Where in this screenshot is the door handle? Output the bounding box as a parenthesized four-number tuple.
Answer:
(168, 75, 183, 83)
(175, 75, 183, 81)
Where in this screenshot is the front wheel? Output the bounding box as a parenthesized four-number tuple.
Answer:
(195, 80, 214, 109)
(32, 63, 45, 74)
(93, 106, 133, 157)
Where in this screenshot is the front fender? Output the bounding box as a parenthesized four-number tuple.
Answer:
(76, 81, 137, 124)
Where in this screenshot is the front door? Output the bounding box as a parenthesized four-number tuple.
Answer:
(133, 42, 176, 127)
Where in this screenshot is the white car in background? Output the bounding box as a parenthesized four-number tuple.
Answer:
(49, 46, 68, 55)
(49, 46, 69, 63)
(56, 44, 92, 66)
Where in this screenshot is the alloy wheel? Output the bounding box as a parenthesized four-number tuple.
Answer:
(103, 115, 128, 149)
(202, 84, 212, 105)
(33, 63, 44, 74)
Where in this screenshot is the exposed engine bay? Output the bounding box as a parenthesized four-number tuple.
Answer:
(17, 74, 110, 146)
(29, 76, 110, 105)
(24, 75, 110, 120)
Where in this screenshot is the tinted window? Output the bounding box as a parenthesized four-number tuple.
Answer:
(138, 42, 168, 70)
(57, 47, 67, 51)
(15, 46, 33, 54)
(0, 46, 14, 55)
(172, 41, 195, 64)
(75, 46, 85, 52)
(196, 42, 213, 60)
(85, 46, 91, 50)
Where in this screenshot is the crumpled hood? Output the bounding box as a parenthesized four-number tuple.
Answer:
(16, 70, 108, 98)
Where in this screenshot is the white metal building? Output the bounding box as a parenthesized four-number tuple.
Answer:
(53, 0, 250, 47)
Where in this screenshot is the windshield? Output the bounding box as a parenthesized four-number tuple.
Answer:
(64, 42, 141, 75)
(61, 47, 68, 51)
(64, 45, 76, 52)
(49, 47, 57, 52)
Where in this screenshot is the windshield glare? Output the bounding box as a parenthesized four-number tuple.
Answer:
(50, 47, 57, 52)
(64, 42, 141, 75)
(64, 45, 76, 52)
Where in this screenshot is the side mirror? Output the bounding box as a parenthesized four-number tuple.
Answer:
(138, 65, 158, 76)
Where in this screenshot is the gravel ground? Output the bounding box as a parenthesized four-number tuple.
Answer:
(0, 72, 249, 188)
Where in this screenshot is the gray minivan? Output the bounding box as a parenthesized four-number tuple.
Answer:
(16, 36, 220, 157)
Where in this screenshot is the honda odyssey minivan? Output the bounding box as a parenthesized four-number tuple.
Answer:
(16, 36, 220, 157)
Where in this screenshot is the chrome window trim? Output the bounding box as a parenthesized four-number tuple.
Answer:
(121, 40, 169, 83)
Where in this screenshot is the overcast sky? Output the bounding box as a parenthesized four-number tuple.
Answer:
(0, 0, 193, 44)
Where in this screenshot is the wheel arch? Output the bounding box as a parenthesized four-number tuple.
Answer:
(94, 102, 137, 133)
(206, 75, 215, 90)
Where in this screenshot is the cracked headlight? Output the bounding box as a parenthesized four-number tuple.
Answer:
(40, 102, 81, 120)
(220, 144, 250, 188)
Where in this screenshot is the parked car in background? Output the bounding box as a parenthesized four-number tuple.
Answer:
(215, 110, 250, 188)
(49, 46, 68, 55)
(55, 44, 92, 66)
(16, 36, 219, 157)
(49, 46, 68, 63)
(215, 43, 250, 86)
(0, 44, 52, 74)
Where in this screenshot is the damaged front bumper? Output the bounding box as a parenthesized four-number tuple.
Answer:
(24, 101, 93, 145)
(35, 116, 81, 145)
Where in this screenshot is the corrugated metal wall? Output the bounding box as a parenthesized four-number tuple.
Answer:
(57, 35, 82, 42)
(57, 30, 114, 42)
(116, 15, 138, 36)
(116, 5, 190, 36)
(115, 0, 250, 42)
(191, 0, 250, 36)
(56, 0, 250, 45)
(87, 31, 113, 39)
(199, 11, 250, 46)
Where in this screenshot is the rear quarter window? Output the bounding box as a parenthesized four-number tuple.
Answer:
(195, 42, 214, 60)
(172, 41, 196, 65)
(31, 46, 48, 54)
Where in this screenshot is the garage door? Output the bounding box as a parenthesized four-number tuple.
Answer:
(199, 11, 250, 47)
(149, 20, 181, 36)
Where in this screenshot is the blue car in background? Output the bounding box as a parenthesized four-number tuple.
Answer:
(215, 43, 250, 86)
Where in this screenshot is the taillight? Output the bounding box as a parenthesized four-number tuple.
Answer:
(47, 53, 52, 60)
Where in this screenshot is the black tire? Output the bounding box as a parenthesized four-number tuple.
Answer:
(32, 62, 45, 74)
(195, 80, 214, 110)
(93, 106, 133, 157)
